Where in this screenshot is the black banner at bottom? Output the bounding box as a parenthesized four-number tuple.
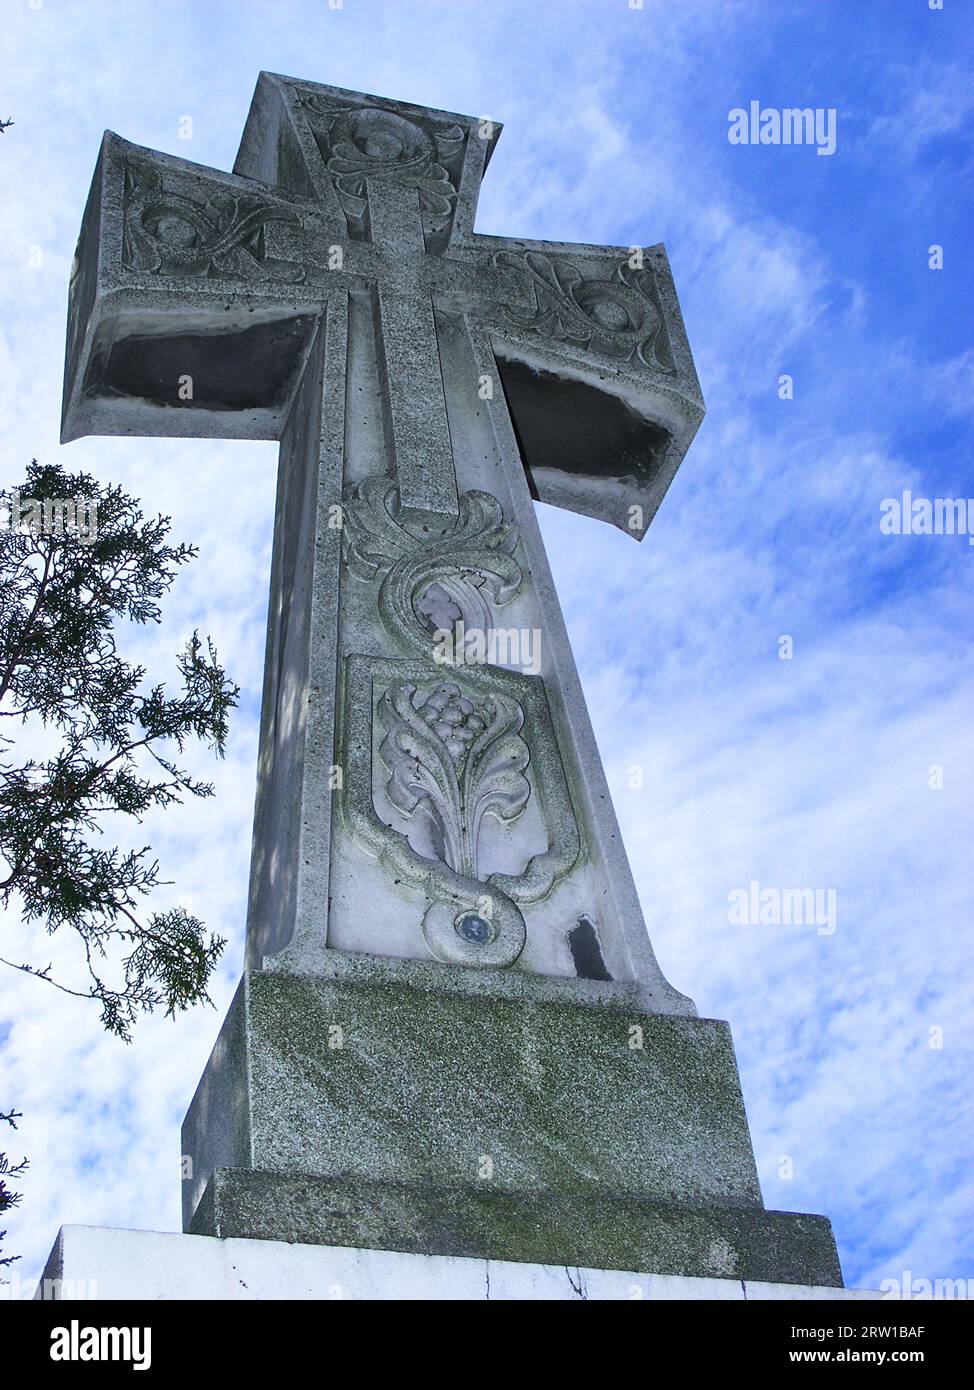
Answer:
(8, 1294, 966, 1374)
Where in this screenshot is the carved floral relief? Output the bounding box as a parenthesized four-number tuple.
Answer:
(122, 163, 307, 284)
(300, 98, 466, 245)
(493, 250, 675, 374)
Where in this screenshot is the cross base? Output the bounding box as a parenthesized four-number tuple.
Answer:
(190, 1169, 841, 1287)
(181, 966, 841, 1287)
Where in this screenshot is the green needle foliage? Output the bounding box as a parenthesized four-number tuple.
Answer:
(0, 1109, 26, 1269)
(0, 461, 238, 1041)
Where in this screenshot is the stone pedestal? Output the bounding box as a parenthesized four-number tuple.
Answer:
(181, 961, 841, 1287)
(34, 1226, 880, 1302)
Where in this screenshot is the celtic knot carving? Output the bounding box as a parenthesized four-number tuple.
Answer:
(342, 477, 522, 656)
(301, 99, 466, 244)
(121, 163, 306, 283)
(493, 250, 675, 373)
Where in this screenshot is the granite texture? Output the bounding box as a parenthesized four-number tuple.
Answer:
(189, 1170, 842, 1287)
(182, 967, 763, 1230)
(181, 967, 842, 1286)
(60, 74, 848, 1293)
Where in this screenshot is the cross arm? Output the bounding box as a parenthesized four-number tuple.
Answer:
(63, 75, 705, 544)
(460, 232, 705, 540)
(60, 132, 345, 445)
(232, 72, 502, 255)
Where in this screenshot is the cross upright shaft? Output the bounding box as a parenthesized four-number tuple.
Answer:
(61, 75, 846, 1288)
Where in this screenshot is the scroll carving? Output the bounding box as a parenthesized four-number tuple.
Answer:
(300, 98, 466, 246)
(493, 250, 675, 374)
(122, 163, 306, 284)
(342, 478, 522, 657)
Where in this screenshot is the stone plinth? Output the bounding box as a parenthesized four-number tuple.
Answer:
(181, 963, 841, 1286)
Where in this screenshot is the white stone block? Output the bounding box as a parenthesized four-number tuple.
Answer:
(23, 1226, 885, 1302)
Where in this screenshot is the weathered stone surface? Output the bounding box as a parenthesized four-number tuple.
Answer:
(56, 74, 847, 1291)
(177, 966, 845, 1288)
(188, 1170, 841, 1286)
(182, 967, 764, 1235)
(61, 73, 704, 1010)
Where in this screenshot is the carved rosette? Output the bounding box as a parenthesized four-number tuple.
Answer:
(493, 250, 675, 374)
(300, 98, 465, 247)
(342, 477, 522, 658)
(121, 163, 306, 283)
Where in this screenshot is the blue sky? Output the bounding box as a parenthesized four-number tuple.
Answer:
(0, 0, 972, 1294)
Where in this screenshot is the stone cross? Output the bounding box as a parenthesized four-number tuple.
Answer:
(62, 76, 844, 1287)
(63, 73, 704, 1004)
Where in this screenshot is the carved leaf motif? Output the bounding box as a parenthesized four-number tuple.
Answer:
(379, 681, 530, 881)
(380, 682, 465, 870)
(343, 479, 522, 657)
(300, 99, 465, 240)
(460, 693, 532, 864)
(122, 163, 306, 284)
(494, 250, 675, 373)
(341, 654, 581, 968)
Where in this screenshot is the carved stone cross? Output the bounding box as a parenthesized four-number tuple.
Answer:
(64, 73, 704, 1003)
(62, 76, 843, 1286)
